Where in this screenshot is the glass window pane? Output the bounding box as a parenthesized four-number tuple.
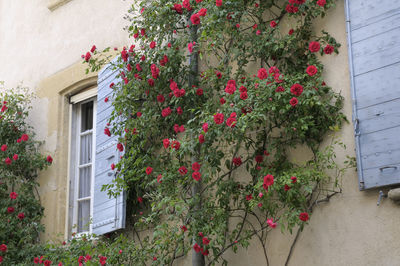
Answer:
(79, 166, 91, 198)
(78, 200, 90, 233)
(81, 101, 93, 132)
(79, 133, 92, 164)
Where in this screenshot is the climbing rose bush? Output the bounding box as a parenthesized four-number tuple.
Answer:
(0, 87, 52, 265)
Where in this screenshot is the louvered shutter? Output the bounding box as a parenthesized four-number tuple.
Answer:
(92, 58, 126, 234)
(346, 0, 400, 190)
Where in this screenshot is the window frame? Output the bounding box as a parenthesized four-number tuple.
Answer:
(68, 91, 97, 237)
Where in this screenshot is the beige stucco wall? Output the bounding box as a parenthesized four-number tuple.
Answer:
(0, 0, 399, 265)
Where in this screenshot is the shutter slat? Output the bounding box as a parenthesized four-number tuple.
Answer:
(347, 0, 400, 189)
(92, 58, 126, 234)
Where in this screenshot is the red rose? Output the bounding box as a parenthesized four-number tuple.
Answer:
(288, 29, 294, 35)
(117, 143, 124, 152)
(47, 155, 53, 163)
(1, 144, 7, 151)
(291, 176, 297, 183)
(173, 4, 183, 14)
(214, 113, 224, 124)
(179, 166, 188, 176)
(171, 140, 180, 150)
(240, 91, 248, 100)
(5, 157, 11, 165)
(127, 64, 132, 72)
(276, 86, 285, 92)
(270, 20, 277, 28)
(324, 44, 334, 54)
(192, 171, 201, 181)
(255, 155, 263, 163)
(202, 123, 208, 133)
(161, 107, 172, 117)
(306, 65, 318, 76)
(180, 225, 187, 232)
(246, 194, 253, 201)
(90, 45, 96, 53)
(263, 174, 274, 187)
(290, 83, 303, 96)
(121, 49, 128, 62)
(257, 68, 268, 80)
(220, 98, 226, 105)
(176, 107, 183, 115)
(285, 4, 298, 13)
(21, 134, 29, 141)
(191, 13, 200, 25)
(192, 162, 201, 171)
(150, 64, 160, 79)
(216, 0, 222, 7)
(7, 207, 14, 213)
(9, 192, 18, 199)
(290, 97, 298, 107)
(146, 167, 153, 175)
(157, 174, 163, 183)
(317, 0, 326, 7)
(34, 257, 40, 264)
(150, 41, 156, 49)
(111, 163, 115, 170)
(199, 134, 205, 143)
(18, 212, 25, 220)
(226, 113, 237, 128)
(109, 82, 115, 88)
(202, 237, 210, 245)
(309, 41, 321, 53)
(284, 184, 291, 191)
(299, 212, 309, 221)
(0, 244, 7, 252)
(233, 157, 242, 166)
(196, 88, 203, 96)
(157, 94, 165, 103)
(198, 8, 207, 17)
(188, 42, 194, 53)
(267, 218, 277, 228)
(104, 97, 109, 103)
(84, 52, 91, 62)
(104, 128, 111, 137)
(216, 71, 222, 79)
(193, 243, 201, 253)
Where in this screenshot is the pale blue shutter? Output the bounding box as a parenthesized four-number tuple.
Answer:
(93, 58, 126, 234)
(346, 0, 400, 190)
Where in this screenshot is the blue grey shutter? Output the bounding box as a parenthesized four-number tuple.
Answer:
(93, 58, 126, 234)
(346, 0, 400, 190)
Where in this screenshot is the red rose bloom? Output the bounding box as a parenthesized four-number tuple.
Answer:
(240, 91, 248, 100)
(267, 218, 277, 228)
(191, 13, 200, 25)
(47, 155, 53, 163)
(10, 192, 18, 199)
(157, 94, 165, 103)
(257, 68, 268, 80)
(202, 123, 208, 133)
(117, 143, 124, 152)
(109, 82, 115, 88)
(317, 0, 326, 7)
(220, 97, 226, 105)
(176, 107, 183, 115)
(216, 0, 222, 7)
(121, 49, 128, 62)
(84, 52, 91, 62)
(246, 194, 253, 201)
(299, 212, 309, 221)
(148, 79, 155, 86)
(111, 163, 115, 170)
(161, 107, 172, 117)
(196, 88, 204, 96)
(263, 174, 274, 187)
(270, 20, 277, 28)
(188, 42, 194, 53)
(306, 65, 318, 76)
(0, 244, 7, 252)
(18, 212, 25, 220)
(146, 167, 153, 175)
(198, 8, 207, 17)
(233, 157, 242, 166)
(199, 134, 205, 143)
(192, 162, 201, 171)
(104, 97, 109, 103)
(150, 64, 160, 79)
(284, 184, 291, 191)
(180, 225, 187, 232)
(193, 243, 201, 253)
(290, 97, 298, 107)
(288, 29, 294, 35)
(173, 4, 183, 14)
(213, 113, 224, 124)
(7, 207, 14, 213)
(171, 140, 181, 150)
(202, 237, 210, 245)
(192, 171, 201, 181)
(5, 157, 11, 165)
(34, 257, 40, 264)
(163, 139, 170, 148)
(216, 71, 222, 79)
(324, 44, 334, 54)
(149, 41, 156, 49)
(179, 166, 188, 176)
(21, 134, 29, 141)
(104, 128, 111, 137)
(291, 176, 297, 183)
(1, 144, 7, 151)
(290, 83, 303, 96)
(44, 260, 52, 266)
(157, 174, 163, 183)
(255, 155, 263, 163)
(309, 41, 321, 53)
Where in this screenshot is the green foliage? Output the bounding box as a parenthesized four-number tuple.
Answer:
(0, 86, 51, 264)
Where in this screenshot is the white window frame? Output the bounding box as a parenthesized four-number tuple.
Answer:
(66, 89, 97, 237)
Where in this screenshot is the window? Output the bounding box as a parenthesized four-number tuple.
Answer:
(68, 89, 97, 235)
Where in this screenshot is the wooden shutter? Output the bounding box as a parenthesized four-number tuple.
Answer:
(92, 58, 126, 234)
(346, 0, 400, 189)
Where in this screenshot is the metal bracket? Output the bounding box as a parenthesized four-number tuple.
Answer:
(377, 191, 387, 206)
